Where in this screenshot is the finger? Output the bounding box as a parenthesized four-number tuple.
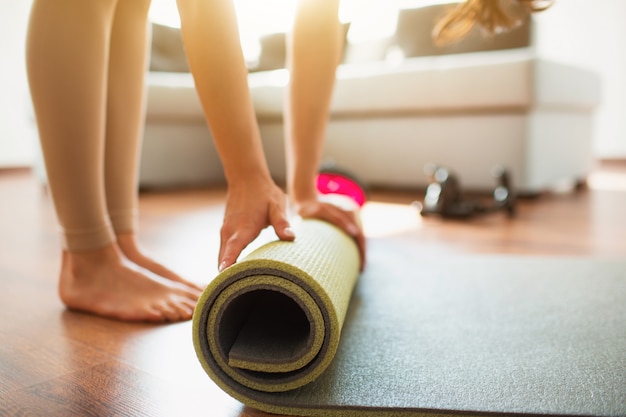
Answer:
(269, 200, 295, 241)
(218, 227, 260, 272)
(354, 228, 367, 271)
(217, 219, 237, 271)
(326, 209, 367, 271)
(324, 206, 359, 237)
(218, 238, 241, 272)
(332, 210, 366, 271)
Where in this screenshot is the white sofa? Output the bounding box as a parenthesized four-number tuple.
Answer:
(141, 5, 601, 194)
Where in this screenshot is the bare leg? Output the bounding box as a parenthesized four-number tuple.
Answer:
(26, 0, 201, 322)
(103, 0, 202, 291)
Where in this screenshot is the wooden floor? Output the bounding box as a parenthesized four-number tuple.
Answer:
(1, 163, 625, 417)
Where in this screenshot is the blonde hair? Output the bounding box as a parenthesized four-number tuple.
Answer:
(433, 0, 554, 46)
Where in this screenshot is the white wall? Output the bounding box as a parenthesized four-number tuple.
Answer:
(2, 0, 625, 168)
(0, 1, 37, 168)
(533, 0, 626, 158)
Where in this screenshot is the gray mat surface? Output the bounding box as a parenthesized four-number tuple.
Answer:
(232, 239, 626, 416)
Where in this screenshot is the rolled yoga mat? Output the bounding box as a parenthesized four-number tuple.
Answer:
(192, 219, 361, 406)
(193, 227, 626, 416)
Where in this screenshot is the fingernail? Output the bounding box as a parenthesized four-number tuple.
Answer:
(218, 261, 228, 272)
(284, 227, 295, 238)
(347, 224, 360, 236)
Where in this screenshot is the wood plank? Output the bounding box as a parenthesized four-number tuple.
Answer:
(0, 327, 110, 396)
(0, 361, 244, 417)
(0, 166, 625, 417)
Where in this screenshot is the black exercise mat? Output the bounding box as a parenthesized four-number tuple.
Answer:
(196, 237, 626, 416)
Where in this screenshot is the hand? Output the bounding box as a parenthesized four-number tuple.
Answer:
(218, 178, 295, 272)
(293, 195, 366, 271)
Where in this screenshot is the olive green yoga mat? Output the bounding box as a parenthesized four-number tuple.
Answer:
(193, 220, 626, 416)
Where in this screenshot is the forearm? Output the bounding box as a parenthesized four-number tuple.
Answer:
(285, 0, 342, 203)
(176, 0, 271, 185)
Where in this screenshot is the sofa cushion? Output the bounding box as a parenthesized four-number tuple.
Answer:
(393, 4, 532, 58)
(145, 72, 203, 121)
(150, 23, 189, 73)
(249, 23, 352, 72)
(247, 49, 601, 119)
(146, 49, 601, 123)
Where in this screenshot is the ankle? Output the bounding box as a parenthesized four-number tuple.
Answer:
(62, 244, 123, 277)
(115, 232, 142, 258)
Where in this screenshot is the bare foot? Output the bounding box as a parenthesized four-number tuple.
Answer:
(59, 245, 203, 322)
(116, 233, 205, 291)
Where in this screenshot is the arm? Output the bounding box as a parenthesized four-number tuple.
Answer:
(177, 0, 294, 272)
(285, 0, 342, 203)
(285, 0, 366, 268)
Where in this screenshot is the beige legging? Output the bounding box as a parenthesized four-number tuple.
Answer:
(26, 0, 152, 251)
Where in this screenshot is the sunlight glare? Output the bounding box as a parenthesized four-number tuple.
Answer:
(361, 201, 422, 238)
(148, 0, 464, 62)
(148, 0, 180, 28)
(588, 170, 626, 192)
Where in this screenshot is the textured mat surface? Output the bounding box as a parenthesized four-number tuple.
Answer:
(193, 219, 360, 397)
(193, 225, 626, 416)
